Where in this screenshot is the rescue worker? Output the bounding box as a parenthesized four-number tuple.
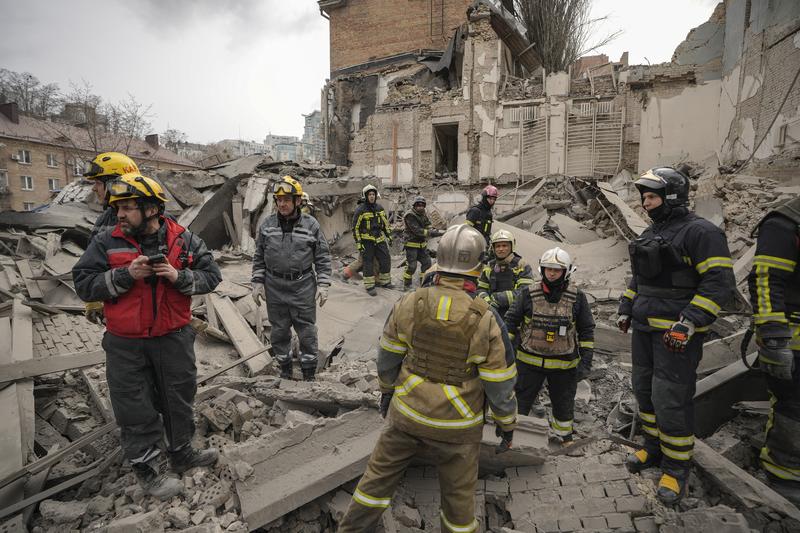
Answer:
(402, 195, 443, 290)
(353, 184, 392, 295)
(618, 167, 735, 505)
(72, 173, 222, 499)
(466, 184, 498, 245)
(477, 229, 534, 317)
(505, 247, 594, 442)
(82, 152, 140, 325)
(337, 224, 518, 533)
(747, 194, 800, 505)
(251, 176, 331, 381)
(300, 191, 316, 217)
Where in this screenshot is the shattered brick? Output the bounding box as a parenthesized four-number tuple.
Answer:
(615, 495, 647, 514)
(604, 512, 634, 530)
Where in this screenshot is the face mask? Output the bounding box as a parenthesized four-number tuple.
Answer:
(646, 202, 671, 222)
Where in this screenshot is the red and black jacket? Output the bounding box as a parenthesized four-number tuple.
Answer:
(73, 217, 221, 338)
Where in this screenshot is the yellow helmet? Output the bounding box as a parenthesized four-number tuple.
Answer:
(84, 152, 139, 181)
(273, 176, 303, 197)
(108, 173, 168, 205)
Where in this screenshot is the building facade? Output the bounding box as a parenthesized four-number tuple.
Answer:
(0, 103, 197, 211)
(302, 110, 325, 163)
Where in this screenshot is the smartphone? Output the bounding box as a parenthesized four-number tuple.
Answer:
(147, 254, 167, 265)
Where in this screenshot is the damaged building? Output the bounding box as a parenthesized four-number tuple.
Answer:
(319, 0, 800, 185)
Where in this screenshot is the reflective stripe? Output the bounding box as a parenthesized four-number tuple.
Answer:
(395, 374, 424, 396)
(378, 376, 394, 389)
(405, 241, 427, 249)
(754, 312, 788, 325)
(550, 418, 573, 436)
(393, 397, 484, 429)
(642, 424, 660, 437)
(623, 288, 637, 300)
(467, 354, 487, 365)
(695, 256, 733, 274)
(352, 488, 391, 508)
(639, 411, 656, 423)
(761, 448, 800, 482)
(442, 384, 476, 419)
(660, 444, 692, 461)
(440, 511, 478, 533)
(516, 278, 534, 287)
(579, 341, 594, 349)
(660, 433, 694, 447)
(492, 411, 516, 425)
(478, 363, 517, 382)
(753, 254, 797, 272)
(437, 296, 453, 321)
(516, 350, 579, 369)
(690, 294, 721, 316)
(380, 336, 408, 354)
(647, 317, 709, 332)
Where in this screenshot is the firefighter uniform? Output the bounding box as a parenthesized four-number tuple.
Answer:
(465, 198, 494, 246)
(477, 252, 534, 318)
(747, 196, 800, 501)
(619, 171, 735, 500)
(252, 210, 331, 375)
(338, 226, 517, 533)
(505, 281, 594, 438)
(353, 189, 392, 292)
(403, 199, 441, 289)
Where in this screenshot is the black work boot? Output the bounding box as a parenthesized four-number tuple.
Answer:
(366, 287, 377, 296)
(169, 446, 219, 474)
(132, 459, 184, 500)
(403, 282, 412, 292)
(656, 473, 686, 506)
(279, 361, 294, 379)
(380, 282, 394, 289)
(625, 448, 661, 474)
(301, 366, 316, 382)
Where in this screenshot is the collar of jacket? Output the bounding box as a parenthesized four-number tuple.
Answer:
(436, 274, 477, 294)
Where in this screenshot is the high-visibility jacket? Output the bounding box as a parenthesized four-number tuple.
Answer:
(404, 210, 433, 248)
(377, 275, 518, 443)
(353, 201, 390, 244)
(73, 217, 221, 338)
(477, 253, 534, 312)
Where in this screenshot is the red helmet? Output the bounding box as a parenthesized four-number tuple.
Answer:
(482, 185, 499, 198)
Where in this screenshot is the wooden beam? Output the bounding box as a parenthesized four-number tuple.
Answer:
(209, 294, 271, 376)
(13, 261, 42, 300)
(0, 350, 105, 384)
(11, 301, 33, 466)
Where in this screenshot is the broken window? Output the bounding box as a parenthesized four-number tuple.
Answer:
(433, 123, 458, 178)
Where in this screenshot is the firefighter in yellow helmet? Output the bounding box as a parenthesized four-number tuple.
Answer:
(504, 247, 595, 443)
(72, 172, 222, 499)
(81, 152, 140, 325)
(337, 224, 518, 533)
(251, 176, 332, 380)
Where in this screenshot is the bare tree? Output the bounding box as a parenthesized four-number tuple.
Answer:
(0, 69, 62, 117)
(104, 94, 154, 154)
(513, 0, 621, 73)
(161, 128, 188, 152)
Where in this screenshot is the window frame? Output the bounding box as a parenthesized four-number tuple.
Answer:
(20, 175, 34, 190)
(18, 149, 32, 164)
(48, 178, 60, 191)
(47, 153, 58, 167)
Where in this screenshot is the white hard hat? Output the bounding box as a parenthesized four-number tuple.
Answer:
(539, 247, 576, 280)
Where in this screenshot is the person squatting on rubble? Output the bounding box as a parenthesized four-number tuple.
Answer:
(477, 229, 534, 318)
(402, 195, 443, 290)
(81, 152, 141, 325)
(747, 194, 800, 505)
(504, 247, 595, 443)
(72, 173, 222, 499)
(618, 166, 735, 506)
(337, 224, 518, 533)
(465, 184, 498, 246)
(353, 184, 393, 295)
(251, 176, 332, 381)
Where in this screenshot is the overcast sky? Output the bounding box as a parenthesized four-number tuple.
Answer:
(0, 0, 719, 145)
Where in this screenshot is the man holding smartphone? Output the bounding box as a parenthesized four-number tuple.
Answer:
(73, 172, 222, 499)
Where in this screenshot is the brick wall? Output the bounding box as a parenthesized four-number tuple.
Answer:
(326, 0, 472, 74)
(0, 139, 77, 211)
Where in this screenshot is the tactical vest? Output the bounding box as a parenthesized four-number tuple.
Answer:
(629, 217, 700, 299)
(404, 211, 431, 247)
(519, 287, 577, 356)
(489, 256, 520, 292)
(406, 288, 490, 386)
(754, 196, 800, 308)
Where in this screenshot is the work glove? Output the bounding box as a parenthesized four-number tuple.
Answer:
(317, 285, 329, 307)
(379, 392, 393, 418)
(430, 229, 444, 238)
(252, 284, 265, 306)
(616, 314, 631, 333)
(84, 301, 105, 325)
(575, 363, 591, 382)
(494, 425, 513, 454)
(757, 337, 795, 381)
(663, 318, 696, 352)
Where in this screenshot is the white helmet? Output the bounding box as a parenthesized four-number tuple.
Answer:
(539, 247, 576, 280)
(437, 224, 486, 277)
(490, 229, 515, 253)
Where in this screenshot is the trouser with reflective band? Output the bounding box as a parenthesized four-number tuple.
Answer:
(265, 273, 318, 369)
(631, 329, 703, 478)
(403, 246, 431, 287)
(338, 423, 480, 533)
(515, 362, 577, 437)
(103, 326, 198, 460)
(761, 351, 800, 484)
(362, 241, 391, 289)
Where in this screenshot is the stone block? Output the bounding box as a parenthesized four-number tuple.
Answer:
(485, 478, 509, 495)
(106, 510, 165, 533)
(532, 518, 559, 533)
(605, 512, 633, 529)
(581, 516, 608, 530)
(558, 472, 583, 486)
(39, 500, 88, 524)
(633, 516, 658, 532)
(582, 483, 606, 498)
(167, 507, 192, 529)
(572, 497, 615, 517)
(325, 490, 351, 522)
(604, 480, 631, 497)
(615, 496, 647, 514)
(516, 465, 544, 477)
(506, 493, 537, 520)
(556, 486, 582, 502)
(528, 473, 559, 490)
(509, 477, 528, 493)
(557, 516, 582, 532)
(537, 489, 560, 504)
(394, 504, 422, 528)
(584, 465, 631, 483)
